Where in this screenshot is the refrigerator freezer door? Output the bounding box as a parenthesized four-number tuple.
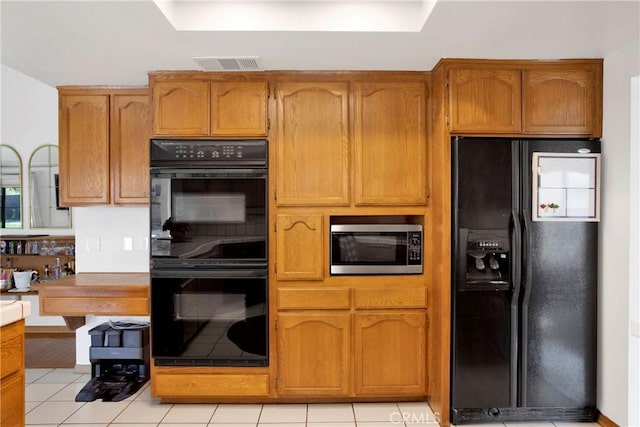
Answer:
(451, 138, 515, 412)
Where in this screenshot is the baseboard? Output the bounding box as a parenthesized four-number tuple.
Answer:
(598, 412, 619, 427)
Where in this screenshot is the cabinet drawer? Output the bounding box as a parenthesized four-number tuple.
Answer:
(41, 297, 149, 316)
(354, 288, 426, 309)
(278, 288, 350, 309)
(0, 335, 22, 379)
(1, 322, 24, 378)
(153, 373, 269, 397)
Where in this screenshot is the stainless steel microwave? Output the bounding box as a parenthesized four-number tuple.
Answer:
(330, 224, 423, 275)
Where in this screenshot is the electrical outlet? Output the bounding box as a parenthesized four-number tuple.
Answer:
(85, 237, 100, 252)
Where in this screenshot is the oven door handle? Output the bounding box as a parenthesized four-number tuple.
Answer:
(151, 268, 268, 279)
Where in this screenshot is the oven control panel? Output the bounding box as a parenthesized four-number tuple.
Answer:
(151, 139, 267, 165)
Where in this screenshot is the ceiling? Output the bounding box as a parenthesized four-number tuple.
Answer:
(1, 0, 639, 87)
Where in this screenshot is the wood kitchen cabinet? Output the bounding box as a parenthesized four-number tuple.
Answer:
(354, 311, 427, 396)
(276, 311, 351, 396)
(522, 64, 602, 135)
(275, 285, 427, 398)
(275, 81, 350, 206)
(448, 66, 522, 134)
(275, 214, 324, 281)
(353, 81, 428, 205)
(111, 94, 152, 204)
(446, 60, 602, 136)
(1, 320, 25, 427)
(58, 87, 151, 206)
(150, 77, 268, 137)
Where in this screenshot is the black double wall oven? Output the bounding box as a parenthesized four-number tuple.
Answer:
(149, 139, 268, 367)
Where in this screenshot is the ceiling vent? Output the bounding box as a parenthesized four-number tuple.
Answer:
(193, 56, 262, 71)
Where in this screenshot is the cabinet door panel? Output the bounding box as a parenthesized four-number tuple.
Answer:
(449, 68, 521, 133)
(59, 95, 110, 205)
(523, 67, 599, 135)
(354, 82, 427, 205)
(111, 94, 151, 204)
(277, 312, 350, 396)
(212, 81, 267, 136)
(276, 82, 350, 206)
(0, 372, 24, 427)
(276, 214, 323, 280)
(152, 81, 209, 135)
(354, 311, 426, 396)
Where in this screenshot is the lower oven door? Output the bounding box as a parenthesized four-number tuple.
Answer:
(151, 268, 268, 367)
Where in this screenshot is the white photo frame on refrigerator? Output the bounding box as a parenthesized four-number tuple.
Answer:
(532, 152, 601, 222)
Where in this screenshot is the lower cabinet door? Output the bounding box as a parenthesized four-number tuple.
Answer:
(354, 310, 427, 396)
(1, 373, 24, 426)
(277, 311, 350, 396)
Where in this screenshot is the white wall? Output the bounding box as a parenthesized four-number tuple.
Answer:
(1, 64, 70, 235)
(74, 207, 149, 273)
(600, 39, 640, 426)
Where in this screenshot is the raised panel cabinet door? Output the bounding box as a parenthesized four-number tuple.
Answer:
(111, 94, 152, 204)
(152, 81, 210, 135)
(59, 94, 110, 205)
(276, 214, 323, 280)
(354, 310, 427, 396)
(522, 65, 601, 136)
(0, 372, 24, 427)
(211, 81, 268, 136)
(449, 67, 522, 133)
(276, 82, 350, 206)
(354, 82, 427, 205)
(277, 312, 351, 396)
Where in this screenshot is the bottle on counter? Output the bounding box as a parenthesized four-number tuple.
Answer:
(63, 263, 74, 276)
(53, 257, 62, 280)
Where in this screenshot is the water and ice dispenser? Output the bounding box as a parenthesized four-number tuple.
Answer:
(458, 229, 510, 289)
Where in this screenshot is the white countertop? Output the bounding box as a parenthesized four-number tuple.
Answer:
(0, 300, 31, 327)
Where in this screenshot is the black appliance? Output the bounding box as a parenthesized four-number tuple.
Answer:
(451, 137, 600, 423)
(150, 139, 268, 367)
(76, 322, 150, 402)
(330, 224, 423, 275)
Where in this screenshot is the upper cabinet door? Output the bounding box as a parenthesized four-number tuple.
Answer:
(354, 82, 427, 206)
(59, 95, 110, 205)
(111, 94, 152, 204)
(449, 67, 522, 134)
(152, 81, 210, 135)
(211, 81, 268, 136)
(522, 65, 602, 136)
(275, 82, 350, 206)
(276, 214, 324, 281)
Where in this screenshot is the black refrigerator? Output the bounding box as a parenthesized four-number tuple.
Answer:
(450, 137, 600, 424)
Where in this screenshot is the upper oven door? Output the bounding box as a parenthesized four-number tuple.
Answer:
(150, 168, 267, 267)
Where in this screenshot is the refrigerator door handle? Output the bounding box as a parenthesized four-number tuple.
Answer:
(509, 209, 522, 407)
(520, 207, 533, 406)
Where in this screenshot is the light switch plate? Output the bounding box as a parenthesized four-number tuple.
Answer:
(123, 237, 133, 251)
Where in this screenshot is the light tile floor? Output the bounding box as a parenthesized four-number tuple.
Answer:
(24, 368, 602, 427)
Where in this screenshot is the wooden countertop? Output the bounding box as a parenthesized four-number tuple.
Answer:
(36, 272, 149, 289)
(36, 273, 150, 321)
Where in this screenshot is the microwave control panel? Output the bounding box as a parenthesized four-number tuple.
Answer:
(408, 231, 422, 265)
